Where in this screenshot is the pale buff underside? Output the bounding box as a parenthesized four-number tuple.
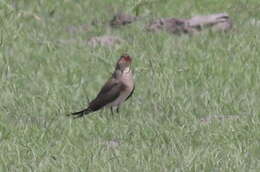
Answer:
(106, 67, 134, 108)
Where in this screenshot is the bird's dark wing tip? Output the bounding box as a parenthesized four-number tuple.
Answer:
(65, 112, 84, 119)
(65, 111, 82, 118)
(68, 108, 92, 119)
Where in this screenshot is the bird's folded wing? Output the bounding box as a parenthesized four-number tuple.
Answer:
(88, 80, 124, 111)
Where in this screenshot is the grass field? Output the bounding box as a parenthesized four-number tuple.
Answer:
(1, 0, 260, 171)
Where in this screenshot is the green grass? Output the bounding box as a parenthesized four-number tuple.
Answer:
(1, 0, 260, 171)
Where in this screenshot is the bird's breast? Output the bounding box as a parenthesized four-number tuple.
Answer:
(121, 69, 134, 91)
(106, 69, 134, 107)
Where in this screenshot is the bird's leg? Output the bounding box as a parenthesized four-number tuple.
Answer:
(110, 107, 114, 115)
(116, 106, 120, 113)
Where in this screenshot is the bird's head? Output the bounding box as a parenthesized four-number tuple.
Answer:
(116, 54, 132, 72)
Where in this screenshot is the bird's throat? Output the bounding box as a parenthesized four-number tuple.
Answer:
(123, 67, 130, 74)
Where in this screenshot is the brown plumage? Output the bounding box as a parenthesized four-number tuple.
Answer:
(70, 54, 135, 118)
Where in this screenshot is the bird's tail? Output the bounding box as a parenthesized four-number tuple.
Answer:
(69, 108, 93, 118)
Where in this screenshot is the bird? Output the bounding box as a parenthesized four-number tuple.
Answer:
(70, 54, 135, 118)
